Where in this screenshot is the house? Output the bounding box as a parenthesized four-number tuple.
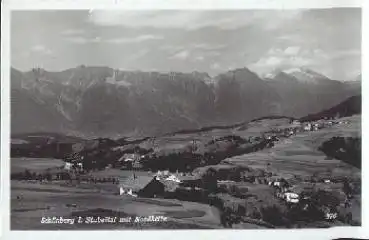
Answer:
(118, 175, 165, 198)
(179, 177, 203, 189)
(118, 153, 142, 169)
(64, 162, 72, 170)
(76, 162, 83, 170)
(303, 123, 312, 131)
(165, 175, 182, 183)
(283, 192, 299, 203)
(119, 186, 125, 195)
(324, 179, 331, 184)
(313, 123, 320, 131)
(269, 177, 290, 190)
(132, 160, 143, 169)
(122, 153, 139, 162)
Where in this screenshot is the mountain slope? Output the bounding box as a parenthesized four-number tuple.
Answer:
(264, 68, 360, 117)
(10, 66, 361, 137)
(300, 95, 361, 122)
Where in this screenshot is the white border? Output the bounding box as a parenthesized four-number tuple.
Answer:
(1, 0, 368, 239)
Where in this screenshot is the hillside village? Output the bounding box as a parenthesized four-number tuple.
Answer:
(11, 109, 361, 228)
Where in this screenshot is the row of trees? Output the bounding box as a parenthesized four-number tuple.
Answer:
(11, 169, 64, 181)
(11, 169, 121, 185)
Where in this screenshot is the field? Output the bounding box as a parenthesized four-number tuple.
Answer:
(11, 181, 222, 230)
(11, 158, 65, 174)
(223, 115, 361, 180)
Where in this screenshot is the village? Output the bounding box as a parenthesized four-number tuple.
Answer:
(11, 116, 359, 228)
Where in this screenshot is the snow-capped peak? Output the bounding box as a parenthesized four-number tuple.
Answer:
(263, 67, 332, 84)
(280, 67, 330, 83)
(282, 67, 303, 75)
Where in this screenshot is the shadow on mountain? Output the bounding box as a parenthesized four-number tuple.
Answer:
(300, 95, 361, 122)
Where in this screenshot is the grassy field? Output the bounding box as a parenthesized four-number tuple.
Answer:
(223, 116, 361, 180)
(11, 181, 221, 230)
(11, 158, 65, 174)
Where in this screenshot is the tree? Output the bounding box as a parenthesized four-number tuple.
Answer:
(45, 173, 52, 181)
(24, 169, 32, 180)
(343, 178, 353, 197)
(201, 168, 218, 192)
(260, 205, 285, 226)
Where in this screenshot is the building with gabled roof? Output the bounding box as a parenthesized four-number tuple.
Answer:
(118, 175, 165, 198)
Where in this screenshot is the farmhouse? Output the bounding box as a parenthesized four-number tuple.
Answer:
(303, 123, 312, 131)
(179, 176, 203, 189)
(118, 175, 165, 198)
(283, 192, 300, 203)
(64, 162, 72, 170)
(165, 175, 182, 183)
(118, 153, 143, 169)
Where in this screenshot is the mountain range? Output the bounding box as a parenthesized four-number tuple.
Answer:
(10, 66, 361, 138)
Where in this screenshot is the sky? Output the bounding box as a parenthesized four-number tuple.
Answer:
(11, 8, 361, 80)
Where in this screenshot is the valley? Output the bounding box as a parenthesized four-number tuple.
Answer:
(11, 110, 361, 229)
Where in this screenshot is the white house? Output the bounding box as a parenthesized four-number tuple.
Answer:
(273, 181, 281, 187)
(284, 192, 299, 203)
(77, 162, 83, 170)
(64, 162, 72, 170)
(303, 123, 312, 131)
(127, 189, 137, 197)
(165, 175, 182, 183)
(119, 186, 138, 197)
(119, 186, 125, 195)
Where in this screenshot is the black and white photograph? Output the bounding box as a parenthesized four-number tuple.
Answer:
(6, 5, 363, 232)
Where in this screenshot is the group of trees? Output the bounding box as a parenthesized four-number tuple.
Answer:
(11, 169, 121, 185)
(11, 169, 56, 181)
(48, 133, 278, 173)
(319, 136, 361, 169)
(139, 135, 278, 172)
(208, 187, 348, 228)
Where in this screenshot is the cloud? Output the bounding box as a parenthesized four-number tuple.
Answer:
(30, 45, 53, 55)
(194, 56, 205, 62)
(159, 45, 184, 52)
(330, 49, 361, 59)
(60, 29, 85, 36)
(249, 46, 322, 74)
(129, 49, 150, 60)
(210, 63, 220, 70)
(88, 10, 304, 30)
(63, 34, 163, 45)
(64, 36, 102, 44)
(284, 46, 300, 56)
(191, 43, 226, 51)
(106, 34, 164, 44)
(170, 50, 190, 60)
